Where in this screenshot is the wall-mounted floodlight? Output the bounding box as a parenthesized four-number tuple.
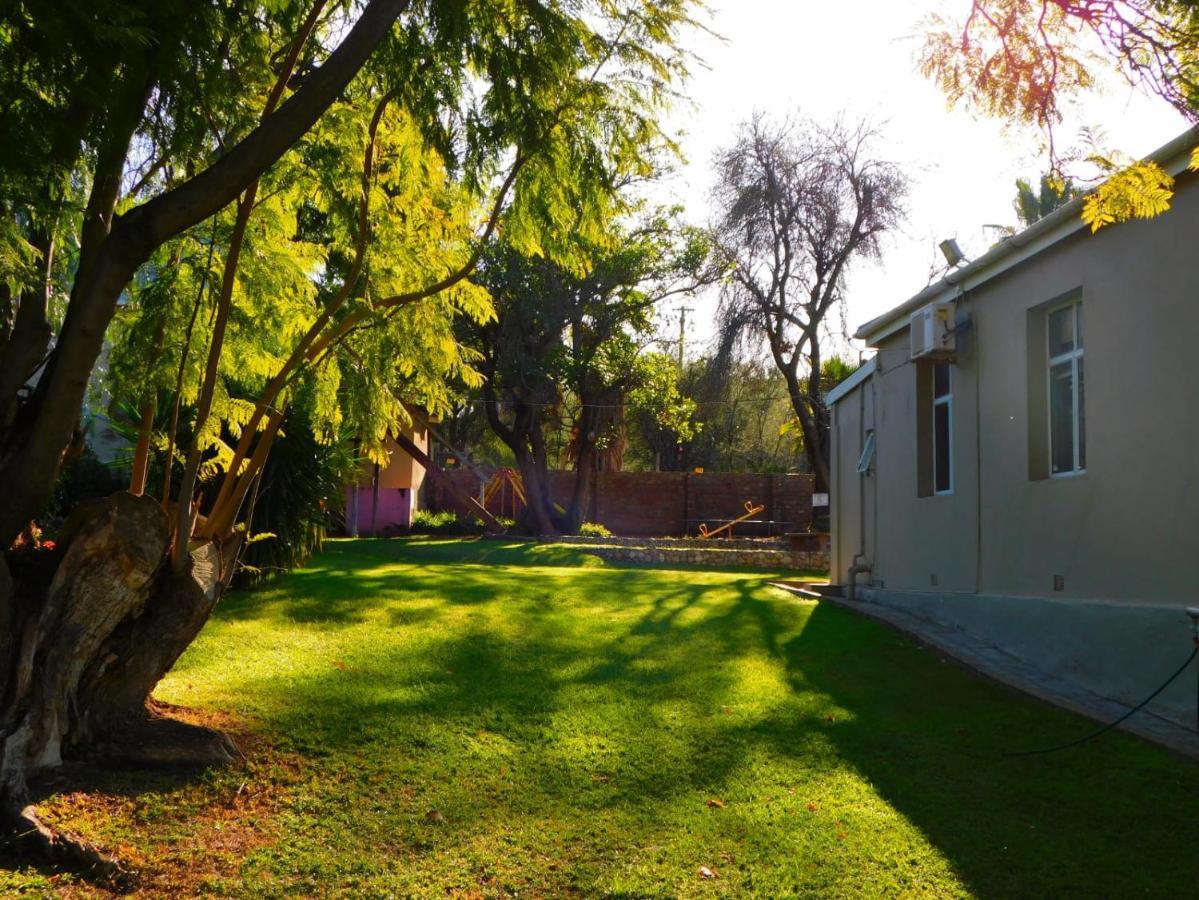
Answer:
(939, 238, 966, 267)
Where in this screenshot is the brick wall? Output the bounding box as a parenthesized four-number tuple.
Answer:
(427, 468, 814, 537)
(426, 469, 488, 516)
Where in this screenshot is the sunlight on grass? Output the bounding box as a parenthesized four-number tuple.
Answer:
(7, 537, 1199, 897)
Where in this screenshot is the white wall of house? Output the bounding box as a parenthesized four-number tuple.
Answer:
(829, 153, 1199, 727)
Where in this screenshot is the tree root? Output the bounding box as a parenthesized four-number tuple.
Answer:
(1, 800, 131, 889)
(89, 705, 239, 770)
(1, 706, 241, 888)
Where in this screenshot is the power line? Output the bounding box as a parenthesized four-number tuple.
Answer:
(464, 395, 799, 411)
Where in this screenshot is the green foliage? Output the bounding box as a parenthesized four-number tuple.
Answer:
(919, 2, 1094, 131)
(1014, 173, 1082, 227)
(634, 355, 858, 474)
(625, 351, 699, 442)
(579, 521, 612, 537)
(0, 0, 285, 227)
(38, 445, 126, 537)
(1081, 159, 1177, 231)
(237, 407, 359, 584)
(776, 356, 859, 456)
(411, 508, 485, 536)
(468, 211, 708, 493)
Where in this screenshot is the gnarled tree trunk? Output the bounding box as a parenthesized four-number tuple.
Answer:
(0, 492, 236, 880)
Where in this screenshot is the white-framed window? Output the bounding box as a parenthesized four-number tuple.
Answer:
(1047, 299, 1085, 476)
(932, 362, 953, 494)
(857, 430, 876, 474)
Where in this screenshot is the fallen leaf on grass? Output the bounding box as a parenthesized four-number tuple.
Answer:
(699, 866, 718, 879)
(706, 798, 724, 809)
(331, 660, 348, 672)
(807, 802, 819, 812)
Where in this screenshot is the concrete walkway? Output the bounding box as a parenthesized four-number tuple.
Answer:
(770, 583, 1199, 761)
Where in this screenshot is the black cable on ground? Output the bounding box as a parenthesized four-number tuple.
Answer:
(1005, 646, 1199, 757)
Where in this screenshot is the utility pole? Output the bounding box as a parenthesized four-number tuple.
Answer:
(677, 304, 692, 370)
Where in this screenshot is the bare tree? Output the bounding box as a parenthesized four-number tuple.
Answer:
(710, 114, 907, 492)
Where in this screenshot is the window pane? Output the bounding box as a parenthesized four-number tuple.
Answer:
(1074, 304, 1083, 350)
(934, 402, 951, 492)
(933, 362, 950, 399)
(1048, 305, 1075, 357)
(1049, 361, 1075, 473)
(1077, 356, 1086, 470)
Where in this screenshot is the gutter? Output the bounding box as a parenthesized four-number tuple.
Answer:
(853, 126, 1199, 346)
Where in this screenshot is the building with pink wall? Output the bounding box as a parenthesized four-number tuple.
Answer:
(345, 424, 428, 535)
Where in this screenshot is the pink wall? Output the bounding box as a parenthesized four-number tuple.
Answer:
(346, 486, 412, 536)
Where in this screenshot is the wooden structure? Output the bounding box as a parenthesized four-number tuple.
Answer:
(482, 467, 527, 520)
(392, 431, 502, 531)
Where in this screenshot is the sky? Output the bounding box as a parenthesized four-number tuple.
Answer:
(654, 0, 1190, 362)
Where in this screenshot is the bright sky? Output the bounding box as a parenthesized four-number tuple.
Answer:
(655, 0, 1190, 361)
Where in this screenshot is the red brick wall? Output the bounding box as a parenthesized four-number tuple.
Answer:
(592, 471, 689, 536)
(426, 468, 814, 537)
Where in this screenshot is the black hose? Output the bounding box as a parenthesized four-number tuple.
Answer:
(1005, 646, 1199, 757)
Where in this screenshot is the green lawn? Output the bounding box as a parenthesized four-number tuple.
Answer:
(9, 537, 1199, 897)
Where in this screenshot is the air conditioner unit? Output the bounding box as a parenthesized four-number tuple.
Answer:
(909, 302, 956, 360)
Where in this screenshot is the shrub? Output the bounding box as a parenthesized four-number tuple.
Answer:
(38, 445, 126, 538)
(411, 509, 485, 536)
(579, 522, 612, 538)
(237, 410, 358, 584)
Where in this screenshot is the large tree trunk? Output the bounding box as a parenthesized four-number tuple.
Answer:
(482, 391, 562, 536)
(0, 492, 235, 881)
(563, 390, 614, 534)
(769, 337, 830, 495)
(513, 444, 561, 536)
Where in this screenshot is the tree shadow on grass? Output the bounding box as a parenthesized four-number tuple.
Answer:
(216, 538, 776, 629)
(775, 601, 1199, 897)
(319, 537, 612, 570)
(215, 539, 620, 627)
(257, 575, 1199, 897)
(222, 573, 814, 821)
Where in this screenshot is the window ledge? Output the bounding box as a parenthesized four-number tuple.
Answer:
(1049, 468, 1087, 480)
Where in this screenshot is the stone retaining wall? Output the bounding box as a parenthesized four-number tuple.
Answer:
(549, 541, 828, 571)
(550, 534, 794, 551)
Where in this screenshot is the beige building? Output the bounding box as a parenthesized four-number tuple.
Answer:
(829, 127, 1199, 730)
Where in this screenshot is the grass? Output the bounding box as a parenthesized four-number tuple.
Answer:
(6, 537, 1199, 897)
